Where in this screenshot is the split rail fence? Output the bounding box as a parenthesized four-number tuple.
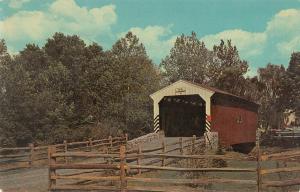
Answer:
(48, 136, 204, 191)
(48, 135, 300, 192)
(0, 135, 127, 171)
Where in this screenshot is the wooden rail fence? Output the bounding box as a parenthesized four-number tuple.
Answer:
(48, 135, 300, 192)
(0, 134, 127, 171)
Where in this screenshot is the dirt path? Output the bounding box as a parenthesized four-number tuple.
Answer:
(0, 167, 48, 192)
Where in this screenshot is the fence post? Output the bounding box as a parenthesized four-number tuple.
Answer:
(120, 145, 127, 192)
(63, 140, 68, 163)
(48, 145, 57, 191)
(257, 131, 261, 192)
(192, 135, 196, 154)
(29, 143, 34, 167)
(109, 136, 113, 152)
(179, 137, 183, 155)
(89, 138, 93, 152)
(103, 147, 109, 164)
(161, 138, 166, 167)
(125, 133, 128, 145)
(137, 144, 142, 175)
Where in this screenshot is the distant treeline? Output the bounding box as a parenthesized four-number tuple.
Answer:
(0, 32, 299, 147)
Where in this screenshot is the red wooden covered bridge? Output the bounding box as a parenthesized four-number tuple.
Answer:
(150, 80, 259, 150)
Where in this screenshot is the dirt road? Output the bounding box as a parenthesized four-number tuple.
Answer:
(0, 167, 48, 192)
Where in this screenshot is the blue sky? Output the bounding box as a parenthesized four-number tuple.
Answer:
(1, 0, 300, 76)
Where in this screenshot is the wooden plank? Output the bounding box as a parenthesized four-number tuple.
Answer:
(48, 145, 56, 190)
(128, 165, 256, 172)
(126, 177, 257, 185)
(257, 133, 261, 192)
(142, 147, 164, 153)
(52, 185, 118, 191)
(0, 164, 30, 171)
(29, 143, 34, 167)
(59, 170, 107, 177)
(261, 150, 300, 161)
(262, 178, 300, 187)
(50, 163, 119, 170)
(63, 140, 68, 163)
(126, 185, 238, 192)
(137, 145, 141, 175)
(109, 136, 113, 150)
(92, 138, 109, 143)
(52, 152, 118, 158)
(52, 175, 119, 181)
(260, 166, 300, 175)
(0, 147, 30, 151)
(125, 134, 128, 144)
(126, 153, 251, 161)
(120, 145, 127, 192)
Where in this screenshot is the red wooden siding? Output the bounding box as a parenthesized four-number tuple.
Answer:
(211, 105, 257, 146)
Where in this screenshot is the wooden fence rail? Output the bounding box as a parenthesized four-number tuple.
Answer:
(48, 135, 300, 192)
(0, 134, 127, 171)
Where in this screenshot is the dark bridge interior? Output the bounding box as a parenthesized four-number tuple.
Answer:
(159, 95, 206, 137)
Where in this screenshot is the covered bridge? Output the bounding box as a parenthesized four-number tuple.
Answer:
(150, 80, 259, 149)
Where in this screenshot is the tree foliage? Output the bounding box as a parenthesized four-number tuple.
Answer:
(161, 32, 213, 84)
(283, 52, 300, 111)
(161, 32, 249, 97)
(256, 64, 286, 128)
(0, 33, 160, 147)
(108, 32, 160, 137)
(0, 31, 299, 146)
(211, 40, 248, 95)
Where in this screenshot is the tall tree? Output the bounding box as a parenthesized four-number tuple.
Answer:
(257, 64, 286, 129)
(161, 32, 212, 84)
(108, 32, 160, 137)
(210, 40, 249, 95)
(0, 39, 17, 146)
(44, 33, 90, 123)
(282, 52, 300, 111)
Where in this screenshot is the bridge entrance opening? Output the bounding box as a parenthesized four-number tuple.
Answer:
(159, 95, 206, 137)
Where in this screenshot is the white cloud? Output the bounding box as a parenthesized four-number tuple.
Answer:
(8, 0, 31, 9)
(0, 0, 117, 48)
(199, 8, 300, 61)
(120, 25, 177, 63)
(277, 36, 300, 55)
(266, 9, 300, 56)
(267, 9, 300, 38)
(0, 11, 57, 42)
(201, 29, 266, 58)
